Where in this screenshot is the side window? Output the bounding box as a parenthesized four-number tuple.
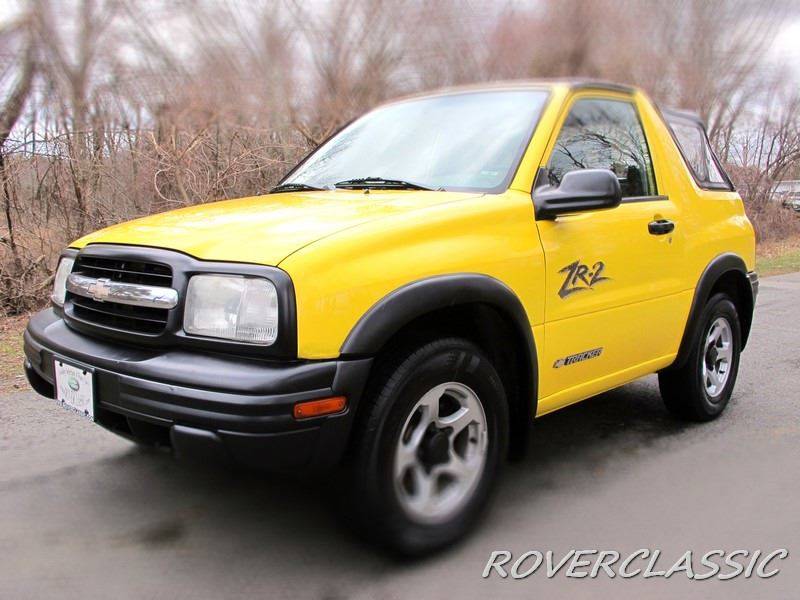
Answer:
(547, 98, 657, 198)
(668, 118, 731, 189)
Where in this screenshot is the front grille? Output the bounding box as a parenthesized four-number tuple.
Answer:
(69, 255, 173, 335)
(75, 255, 172, 286)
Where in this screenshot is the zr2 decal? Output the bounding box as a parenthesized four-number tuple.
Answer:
(558, 260, 610, 299)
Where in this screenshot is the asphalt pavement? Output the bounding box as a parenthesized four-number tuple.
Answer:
(1, 273, 798, 599)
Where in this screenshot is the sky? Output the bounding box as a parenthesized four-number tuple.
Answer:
(1, 1, 800, 85)
(773, 18, 800, 72)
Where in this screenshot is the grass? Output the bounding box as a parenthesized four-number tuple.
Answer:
(0, 315, 29, 392)
(0, 237, 798, 392)
(756, 237, 800, 277)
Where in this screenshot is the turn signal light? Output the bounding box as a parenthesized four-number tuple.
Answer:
(293, 396, 347, 420)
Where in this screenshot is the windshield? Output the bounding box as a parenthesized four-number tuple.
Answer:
(282, 90, 549, 193)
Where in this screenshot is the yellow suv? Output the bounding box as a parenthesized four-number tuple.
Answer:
(24, 80, 757, 554)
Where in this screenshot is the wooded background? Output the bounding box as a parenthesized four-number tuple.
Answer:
(1, 0, 799, 313)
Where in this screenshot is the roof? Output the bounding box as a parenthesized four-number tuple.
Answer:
(390, 78, 640, 104)
(661, 107, 705, 125)
(562, 78, 637, 94)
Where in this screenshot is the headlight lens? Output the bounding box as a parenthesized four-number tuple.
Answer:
(51, 257, 75, 306)
(184, 275, 278, 345)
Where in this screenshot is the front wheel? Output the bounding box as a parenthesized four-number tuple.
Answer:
(346, 337, 508, 556)
(659, 293, 742, 421)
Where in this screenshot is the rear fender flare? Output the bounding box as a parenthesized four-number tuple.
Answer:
(671, 253, 754, 369)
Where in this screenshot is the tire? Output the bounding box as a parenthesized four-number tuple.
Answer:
(659, 293, 742, 422)
(346, 337, 509, 556)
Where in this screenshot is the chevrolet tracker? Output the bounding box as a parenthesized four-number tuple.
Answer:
(24, 80, 758, 555)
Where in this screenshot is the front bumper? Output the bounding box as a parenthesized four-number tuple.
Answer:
(24, 309, 372, 471)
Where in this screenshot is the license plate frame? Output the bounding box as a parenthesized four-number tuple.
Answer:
(54, 359, 95, 420)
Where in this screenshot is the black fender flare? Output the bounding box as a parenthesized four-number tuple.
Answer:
(340, 273, 539, 432)
(671, 253, 755, 370)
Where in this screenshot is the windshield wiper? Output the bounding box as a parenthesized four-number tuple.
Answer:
(269, 182, 326, 193)
(333, 177, 434, 191)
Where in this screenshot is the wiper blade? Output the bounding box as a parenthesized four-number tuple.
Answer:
(269, 182, 326, 193)
(333, 177, 434, 191)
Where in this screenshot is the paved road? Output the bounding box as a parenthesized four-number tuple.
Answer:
(1, 273, 799, 599)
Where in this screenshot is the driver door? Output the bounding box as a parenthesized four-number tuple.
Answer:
(535, 93, 688, 414)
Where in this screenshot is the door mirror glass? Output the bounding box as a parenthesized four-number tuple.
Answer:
(534, 168, 622, 220)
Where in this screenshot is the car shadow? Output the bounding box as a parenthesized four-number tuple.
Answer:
(526, 375, 689, 470)
(496, 376, 691, 508)
(80, 376, 693, 584)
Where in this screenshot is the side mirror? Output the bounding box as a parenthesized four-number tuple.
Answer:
(533, 169, 622, 220)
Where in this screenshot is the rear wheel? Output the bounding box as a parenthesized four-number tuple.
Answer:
(659, 293, 742, 421)
(346, 337, 508, 556)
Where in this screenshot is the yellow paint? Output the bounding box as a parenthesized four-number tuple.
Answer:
(72, 190, 485, 266)
(69, 82, 756, 419)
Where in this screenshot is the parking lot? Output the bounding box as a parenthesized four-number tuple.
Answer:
(1, 272, 798, 599)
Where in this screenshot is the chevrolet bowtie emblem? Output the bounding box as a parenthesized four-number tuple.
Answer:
(88, 278, 113, 302)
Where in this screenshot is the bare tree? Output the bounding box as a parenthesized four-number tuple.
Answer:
(0, 0, 797, 312)
(728, 85, 800, 219)
(0, 12, 35, 261)
(0, 6, 38, 308)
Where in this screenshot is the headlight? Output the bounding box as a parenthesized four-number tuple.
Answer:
(184, 274, 278, 345)
(51, 256, 75, 306)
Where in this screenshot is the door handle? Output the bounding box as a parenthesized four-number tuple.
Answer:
(648, 219, 675, 235)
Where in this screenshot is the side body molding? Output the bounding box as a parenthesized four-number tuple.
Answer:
(671, 253, 755, 370)
(340, 273, 539, 427)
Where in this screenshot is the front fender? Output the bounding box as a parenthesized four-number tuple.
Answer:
(340, 273, 539, 456)
(340, 273, 535, 359)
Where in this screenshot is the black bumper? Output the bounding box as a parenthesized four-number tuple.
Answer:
(24, 309, 372, 471)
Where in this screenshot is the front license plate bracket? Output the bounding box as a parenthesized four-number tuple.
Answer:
(54, 359, 95, 420)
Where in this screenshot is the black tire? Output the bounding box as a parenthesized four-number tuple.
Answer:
(659, 293, 742, 422)
(345, 337, 508, 556)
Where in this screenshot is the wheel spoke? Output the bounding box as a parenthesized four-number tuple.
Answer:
(708, 323, 721, 345)
(438, 452, 472, 481)
(408, 465, 436, 512)
(417, 388, 441, 416)
(706, 368, 719, 390)
(394, 441, 418, 478)
(395, 404, 433, 478)
(407, 408, 431, 449)
(438, 406, 472, 436)
(718, 341, 733, 362)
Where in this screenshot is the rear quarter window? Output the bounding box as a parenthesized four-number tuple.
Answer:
(665, 114, 734, 191)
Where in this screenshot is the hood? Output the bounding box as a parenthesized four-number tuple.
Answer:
(72, 189, 481, 265)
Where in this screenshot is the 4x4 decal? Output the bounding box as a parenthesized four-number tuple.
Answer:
(558, 260, 610, 298)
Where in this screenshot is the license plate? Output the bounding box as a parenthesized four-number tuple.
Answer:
(54, 359, 95, 419)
